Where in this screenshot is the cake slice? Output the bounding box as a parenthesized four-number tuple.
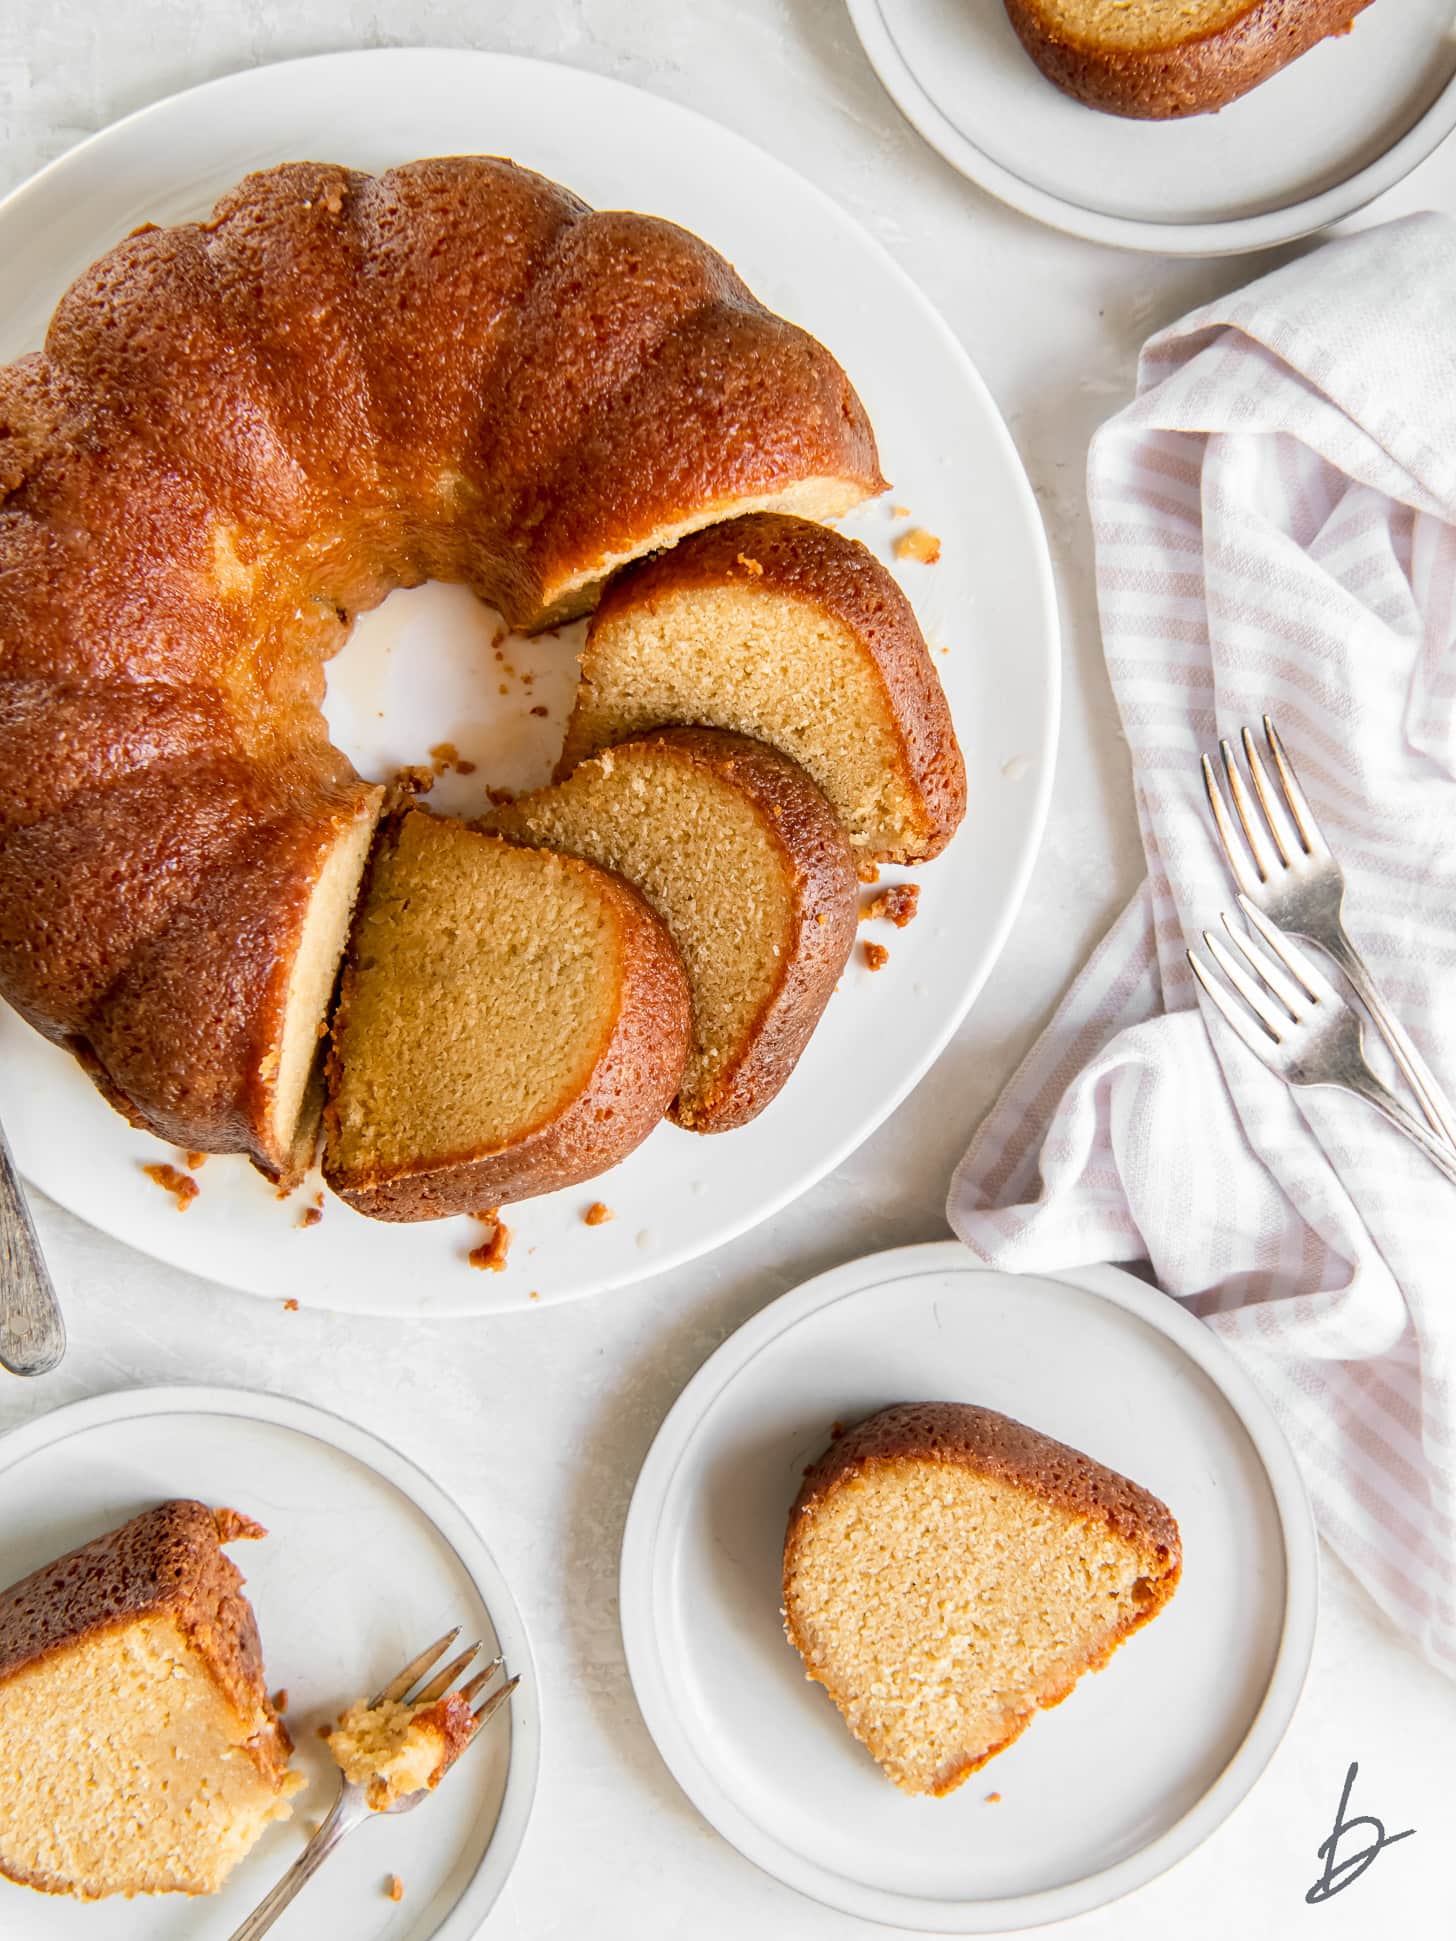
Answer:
(557, 513, 966, 863)
(0, 1501, 300, 1898)
(486, 729, 858, 1131)
(328, 1693, 476, 1809)
(1003, 0, 1372, 120)
(322, 809, 692, 1219)
(782, 1403, 1181, 1795)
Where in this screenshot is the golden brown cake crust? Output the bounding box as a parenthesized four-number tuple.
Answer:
(488, 727, 858, 1132)
(323, 816, 693, 1219)
(0, 157, 881, 1176)
(783, 1402, 1182, 1794)
(1002, 0, 1371, 120)
(788, 1401, 1181, 1564)
(563, 513, 965, 861)
(0, 1501, 293, 1784)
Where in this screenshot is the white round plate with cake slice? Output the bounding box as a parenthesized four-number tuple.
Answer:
(619, 1242, 1317, 1932)
(0, 1387, 537, 1941)
(0, 46, 1058, 1316)
(848, 0, 1456, 254)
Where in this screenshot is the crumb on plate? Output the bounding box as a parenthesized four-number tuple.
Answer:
(468, 1222, 512, 1272)
(894, 527, 941, 565)
(863, 941, 890, 972)
(862, 884, 920, 928)
(141, 1162, 198, 1212)
(386, 1874, 404, 1902)
(583, 1201, 615, 1226)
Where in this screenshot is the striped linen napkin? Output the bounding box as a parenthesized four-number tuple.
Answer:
(948, 213, 1456, 1673)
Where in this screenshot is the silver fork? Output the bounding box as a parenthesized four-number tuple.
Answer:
(1202, 716, 1456, 1154)
(1187, 899, 1456, 1188)
(228, 1628, 519, 1940)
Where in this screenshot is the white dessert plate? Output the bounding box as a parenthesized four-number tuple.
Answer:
(0, 1386, 537, 1941)
(847, 0, 1456, 254)
(0, 47, 1058, 1316)
(619, 1242, 1318, 1932)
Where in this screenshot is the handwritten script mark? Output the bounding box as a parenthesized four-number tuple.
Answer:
(1305, 1760, 1414, 1905)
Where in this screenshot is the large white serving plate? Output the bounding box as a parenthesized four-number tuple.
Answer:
(0, 1386, 537, 1941)
(620, 1244, 1318, 1931)
(849, 0, 1456, 254)
(0, 48, 1058, 1315)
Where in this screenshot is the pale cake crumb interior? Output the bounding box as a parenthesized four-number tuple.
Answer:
(489, 748, 793, 1120)
(787, 1463, 1162, 1795)
(0, 1614, 298, 1897)
(1025, 0, 1253, 49)
(327, 817, 622, 1177)
(571, 583, 921, 854)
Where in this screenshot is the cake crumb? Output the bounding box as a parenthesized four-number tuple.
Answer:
(386, 764, 435, 809)
(894, 527, 942, 565)
(283, 1297, 300, 1312)
(317, 1722, 333, 1741)
(530, 704, 549, 718)
(863, 941, 890, 972)
(735, 552, 764, 577)
(141, 1162, 198, 1212)
(583, 1201, 615, 1226)
(863, 884, 920, 928)
(857, 861, 881, 885)
(473, 1207, 500, 1223)
(429, 741, 477, 778)
(984, 1791, 1002, 1804)
(386, 1874, 405, 1902)
(273, 1689, 288, 1714)
(184, 1151, 209, 1170)
(468, 1222, 512, 1272)
(891, 503, 910, 519)
(485, 786, 516, 808)
(298, 1206, 323, 1229)
(529, 1290, 540, 1301)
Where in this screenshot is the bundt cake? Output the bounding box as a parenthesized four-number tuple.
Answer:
(322, 808, 692, 1219)
(1002, 0, 1372, 120)
(328, 1692, 477, 1809)
(558, 512, 965, 862)
(486, 729, 858, 1131)
(782, 1403, 1181, 1795)
(0, 156, 882, 1180)
(0, 1501, 300, 1897)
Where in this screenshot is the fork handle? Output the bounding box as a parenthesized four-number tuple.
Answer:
(1336, 1066, 1456, 1188)
(0, 1116, 65, 1376)
(1324, 932, 1456, 1156)
(227, 1796, 353, 1941)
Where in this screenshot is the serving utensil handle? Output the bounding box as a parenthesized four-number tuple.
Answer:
(0, 1115, 65, 1376)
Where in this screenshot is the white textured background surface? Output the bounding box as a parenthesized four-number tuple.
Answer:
(2, 4, 1455, 1935)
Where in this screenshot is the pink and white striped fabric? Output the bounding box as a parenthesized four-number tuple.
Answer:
(949, 213, 1456, 1673)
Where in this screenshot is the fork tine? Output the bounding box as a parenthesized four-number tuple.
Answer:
(1188, 948, 1277, 1059)
(1219, 912, 1305, 1016)
(1201, 754, 1261, 897)
(1263, 716, 1329, 858)
(1219, 738, 1279, 885)
(1237, 894, 1343, 1006)
(459, 1653, 506, 1704)
(1241, 724, 1302, 867)
(374, 1628, 460, 1706)
(411, 1642, 482, 1707)
(472, 1672, 519, 1729)
(1202, 929, 1288, 1038)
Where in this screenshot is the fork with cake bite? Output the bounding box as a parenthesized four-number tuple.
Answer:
(228, 1628, 518, 1940)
